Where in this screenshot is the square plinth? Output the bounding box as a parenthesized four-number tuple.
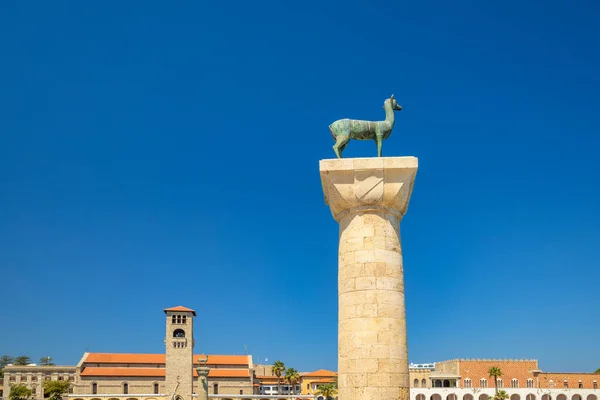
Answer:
(319, 157, 418, 221)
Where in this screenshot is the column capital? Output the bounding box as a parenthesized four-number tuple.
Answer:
(319, 157, 418, 222)
(195, 366, 210, 378)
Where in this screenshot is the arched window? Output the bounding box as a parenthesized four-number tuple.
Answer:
(480, 379, 488, 388)
(123, 383, 128, 394)
(497, 378, 503, 388)
(92, 383, 98, 395)
(527, 379, 534, 388)
(422, 379, 427, 387)
(172, 315, 176, 323)
(414, 379, 419, 387)
(182, 316, 187, 324)
(240, 390, 243, 395)
(173, 329, 185, 338)
(594, 381, 598, 389)
(564, 380, 569, 388)
(213, 384, 218, 394)
(154, 383, 159, 394)
(464, 379, 472, 388)
(177, 315, 181, 324)
(579, 381, 583, 389)
(511, 379, 518, 388)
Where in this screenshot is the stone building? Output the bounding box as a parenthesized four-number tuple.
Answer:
(3, 306, 254, 400)
(409, 359, 599, 400)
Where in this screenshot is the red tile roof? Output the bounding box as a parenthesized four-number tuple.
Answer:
(302, 369, 337, 377)
(81, 368, 165, 377)
(208, 369, 250, 378)
(163, 306, 196, 316)
(312, 378, 336, 383)
(84, 353, 249, 366)
(80, 367, 250, 379)
(203, 355, 249, 365)
(85, 353, 164, 364)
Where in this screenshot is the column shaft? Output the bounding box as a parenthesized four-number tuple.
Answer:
(338, 209, 409, 400)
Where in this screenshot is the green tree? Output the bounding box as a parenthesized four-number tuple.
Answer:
(0, 355, 13, 367)
(595, 368, 600, 374)
(271, 361, 286, 395)
(488, 367, 503, 395)
(493, 390, 509, 400)
(43, 380, 71, 400)
(285, 367, 300, 395)
(14, 356, 31, 366)
(9, 384, 33, 400)
(39, 357, 54, 366)
(0, 355, 14, 378)
(315, 382, 338, 400)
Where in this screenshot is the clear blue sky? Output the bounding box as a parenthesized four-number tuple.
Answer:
(1, 1, 599, 373)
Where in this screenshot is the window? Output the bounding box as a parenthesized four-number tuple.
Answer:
(154, 383, 159, 394)
(511, 379, 518, 388)
(480, 379, 488, 388)
(182, 316, 187, 324)
(422, 379, 427, 387)
(464, 379, 472, 388)
(33, 388, 37, 395)
(213, 384, 218, 394)
(240, 390, 243, 395)
(593, 381, 597, 389)
(69, 375, 74, 382)
(527, 379, 534, 388)
(58, 376, 63, 381)
(414, 379, 419, 387)
(123, 383, 129, 394)
(92, 383, 98, 394)
(173, 329, 185, 338)
(307, 384, 309, 390)
(177, 315, 181, 324)
(497, 379, 503, 388)
(564, 380, 568, 388)
(32, 376, 38, 382)
(578, 381, 583, 389)
(172, 315, 176, 323)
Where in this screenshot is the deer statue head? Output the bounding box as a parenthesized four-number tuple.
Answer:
(385, 94, 403, 111)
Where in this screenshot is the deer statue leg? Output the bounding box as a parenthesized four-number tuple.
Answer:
(333, 135, 350, 158)
(375, 135, 383, 157)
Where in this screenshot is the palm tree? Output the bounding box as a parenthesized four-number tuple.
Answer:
(285, 368, 300, 395)
(493, 390, 509, 400)
(315, 383, 338, 400)
(488, 367, 503, 395)
(272, 361, 286, 395)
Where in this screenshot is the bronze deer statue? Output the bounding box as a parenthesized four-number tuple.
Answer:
(329, 94, 402, 158)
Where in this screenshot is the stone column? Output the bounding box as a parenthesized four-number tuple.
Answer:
(196, 366, 210, 400)
(319, 157, 418, 400)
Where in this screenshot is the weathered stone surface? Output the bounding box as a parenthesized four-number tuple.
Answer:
(320, 156, 418, 400)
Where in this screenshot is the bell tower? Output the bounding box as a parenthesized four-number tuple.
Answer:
(164, 306, 196, 400)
